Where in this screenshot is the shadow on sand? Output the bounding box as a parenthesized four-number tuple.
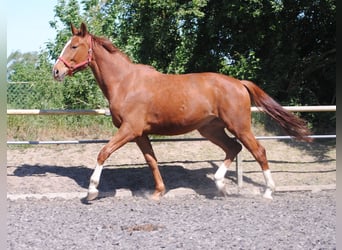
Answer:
(12, 160, 267, 200)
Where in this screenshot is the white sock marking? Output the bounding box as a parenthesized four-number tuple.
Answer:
(263, 169, 275, 199)
(263, 169, 275, 189)
(214, 163, 228, 191)
(89, 164, 103, 192)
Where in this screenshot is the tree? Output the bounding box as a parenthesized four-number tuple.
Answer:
(7, 51, 39, 81)
(7, 51, 65, 109)
(257, 0, 336, 106)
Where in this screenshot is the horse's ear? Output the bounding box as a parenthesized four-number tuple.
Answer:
(79, 22, 88, 37)
(71, 23, 78, 35)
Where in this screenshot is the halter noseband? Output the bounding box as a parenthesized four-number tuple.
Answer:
(58, 35, 93, 76)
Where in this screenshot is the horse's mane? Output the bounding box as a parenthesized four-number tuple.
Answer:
(91, 34, 157, 71)
(92, 35, 132, 62)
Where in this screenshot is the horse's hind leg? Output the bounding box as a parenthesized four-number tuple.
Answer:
(235, 130, 275, 199)
(198, 122, 242, 193)
(135, 135, 165, 200)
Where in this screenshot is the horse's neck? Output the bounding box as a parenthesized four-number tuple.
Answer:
(90, 44, 133, 96)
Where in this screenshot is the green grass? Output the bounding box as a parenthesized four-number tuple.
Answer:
(7, 115, 116, 141)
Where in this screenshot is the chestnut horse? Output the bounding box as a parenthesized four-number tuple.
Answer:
(53, 23, 312, 201)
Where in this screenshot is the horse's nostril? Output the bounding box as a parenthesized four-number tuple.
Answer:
(54, 69, 59, 77)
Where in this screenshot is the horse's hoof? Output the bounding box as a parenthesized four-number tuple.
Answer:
(215, 179, 228, 195)
(215, 183, 226, 191)
(87, 189, 99, 201)
(150, 190, 164, 201)
(150, 195, 161, 201)
(263, 189, 273, 200)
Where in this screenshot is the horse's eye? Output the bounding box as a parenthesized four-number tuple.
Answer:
(71, 45, 78, 49)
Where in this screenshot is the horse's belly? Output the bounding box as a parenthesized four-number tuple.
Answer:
(148, 125, 197, 135)
(146, 115, 216, 135)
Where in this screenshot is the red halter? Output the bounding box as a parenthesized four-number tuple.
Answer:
(58, 35, 93, 76)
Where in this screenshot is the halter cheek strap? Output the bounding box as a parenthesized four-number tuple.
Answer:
(58, 36, 93, 76)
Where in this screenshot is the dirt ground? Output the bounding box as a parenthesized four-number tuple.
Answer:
(7, 132, 336, 198)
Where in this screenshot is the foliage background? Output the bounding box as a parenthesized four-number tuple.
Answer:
(7, 0, 336, 140)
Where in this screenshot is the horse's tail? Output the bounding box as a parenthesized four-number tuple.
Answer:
(241, 80, 312, 142)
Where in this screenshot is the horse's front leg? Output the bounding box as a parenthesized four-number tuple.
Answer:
(135, 135, 165, 200)
(87, 124, 136, 201)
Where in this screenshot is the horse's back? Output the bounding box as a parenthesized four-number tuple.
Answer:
(135, 69, 251, 115)
(163, 72, 251, 109)
(128, 70, 251, 134)
(144, 71, 246, 96)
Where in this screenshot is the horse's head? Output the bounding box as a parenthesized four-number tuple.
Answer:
(53, 23, 92, 81)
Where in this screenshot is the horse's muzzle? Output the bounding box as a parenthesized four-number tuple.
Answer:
(52, 62, 68, 81)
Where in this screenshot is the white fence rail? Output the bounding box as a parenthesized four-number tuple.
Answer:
(6, 105, 336, 116)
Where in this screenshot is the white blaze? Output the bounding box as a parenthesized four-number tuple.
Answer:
(55, 39, 71, 65)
